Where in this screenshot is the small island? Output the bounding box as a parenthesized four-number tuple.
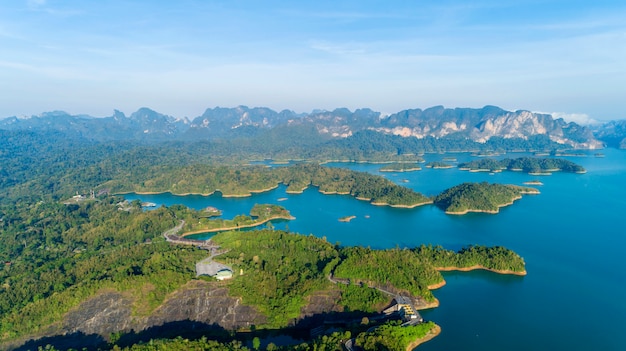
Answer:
(339, 215, 357, 222)
(434, 182, 539, 215)
(379, 162, 422, 172)
(523, 180, 544, 185)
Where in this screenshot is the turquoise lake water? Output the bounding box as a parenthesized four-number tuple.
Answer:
(123, 149, 626, 351)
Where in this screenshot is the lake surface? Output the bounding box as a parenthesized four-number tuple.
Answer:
(124, 149, 626, 351)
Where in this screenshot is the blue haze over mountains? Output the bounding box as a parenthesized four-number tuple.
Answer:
(2, 105, 625, 148)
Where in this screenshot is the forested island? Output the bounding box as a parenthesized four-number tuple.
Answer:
(458, 157, 586, 174)
(434, 182, 540, 214)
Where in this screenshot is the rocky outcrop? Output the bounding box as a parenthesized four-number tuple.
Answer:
(62, 290, 134, 337)
(376, 106, 603, 149)
(143, 281, 267, 330)
(8, 278, 433, 350)
(12, 281, 267, 348)
(300, 289, 344, 318)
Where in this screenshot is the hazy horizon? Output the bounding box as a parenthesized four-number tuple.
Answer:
(2, 103, 612, 126)
(2, 1, 625, 122)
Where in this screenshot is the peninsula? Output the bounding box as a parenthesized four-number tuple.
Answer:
(180, 204, 294, 236)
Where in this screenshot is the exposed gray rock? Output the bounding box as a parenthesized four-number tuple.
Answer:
(143, 281, 266, 330)
(9, 281, 267, 348)
(62, 290, 133, 337)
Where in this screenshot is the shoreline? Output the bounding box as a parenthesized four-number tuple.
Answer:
(180, 215, 295, 237)
(427, 280, 446, 290)
(315, 186, 433, 209)
(371, 200, 433, 208)
(220, 185, 280, 198)
(405, 324, 441, 351)
(444, 193, 536, 215)
(416, 297, 439, 310)
(379, 167, 422, 172)
(120, 183, 434, 210)
(286, 185, 309, 194)
(118, 185, 280, 198)
(435, 265, 527, 276)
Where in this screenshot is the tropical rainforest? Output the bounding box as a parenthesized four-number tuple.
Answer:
(0, 128, 570, 350)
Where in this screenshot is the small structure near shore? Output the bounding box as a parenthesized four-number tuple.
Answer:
(195, 257, 233, 280)
(215, 268, 234, 281)
(382, 296, 423, 323)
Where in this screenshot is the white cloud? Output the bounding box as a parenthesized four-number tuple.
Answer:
(27, 0, 46, 7)
(550, 112, 600, 125)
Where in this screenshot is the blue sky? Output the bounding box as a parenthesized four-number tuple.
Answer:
(1, 0, 625, 122)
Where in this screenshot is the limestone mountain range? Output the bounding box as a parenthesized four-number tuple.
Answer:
(2, 105, 623, 148)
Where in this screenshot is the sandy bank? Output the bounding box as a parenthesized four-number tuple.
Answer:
(119, 190, 216, 196)
(379, 167, 422, 172)
(436, 265, 527, 276)
(180, 215, 295, 237)
(221, 185, 279, 198)
(319, 190, 351, 195)
(444, 195, 527, 215)
(371, 200, 433, 208)
(123, 185, 282, 198)
(427, 280, 446, 290)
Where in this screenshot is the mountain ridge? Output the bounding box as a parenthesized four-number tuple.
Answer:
(2, 105, 622, 149)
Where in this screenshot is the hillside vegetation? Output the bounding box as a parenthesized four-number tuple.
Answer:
(107, 164, 432, 208)
(434, 182, 539, 214)
(458, 157, 586, 173)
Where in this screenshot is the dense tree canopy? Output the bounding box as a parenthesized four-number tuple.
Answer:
(433, 182, 539, 214)
(458, 157, 586, 173)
